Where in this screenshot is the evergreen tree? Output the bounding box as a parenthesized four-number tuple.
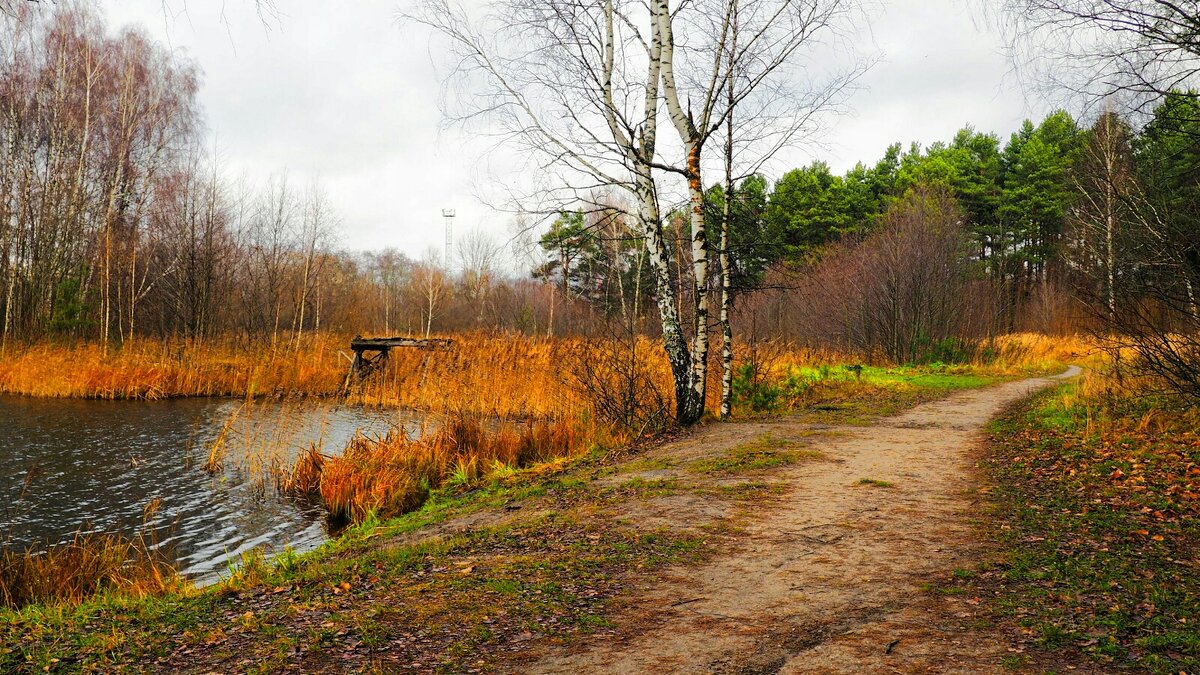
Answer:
(765, 162, 853, 260)
(999, 111, 1080, 283)
(706, 175, 774, 291)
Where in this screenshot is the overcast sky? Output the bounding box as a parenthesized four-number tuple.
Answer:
(101, 0, 1056, 260)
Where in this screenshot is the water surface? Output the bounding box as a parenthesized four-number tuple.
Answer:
(0, 396, 418, 583)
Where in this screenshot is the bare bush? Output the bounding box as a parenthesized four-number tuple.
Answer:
(1104, 213, 1200, 402)
(563, 326, 671, 438)
(793, 186, 988, 363)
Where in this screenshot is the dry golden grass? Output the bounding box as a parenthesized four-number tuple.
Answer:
(734, 333, 1097, 391)
(0, 501, 181, 610)
(0, 532, 180, 609)
(349, 334, 591, 418)
(278, 414, 587, 523)
(0, 336, 345, 400)
(0, 331, 1101, 420)
(0, 333, 592, 418)
(0, 332, 1105, 612)
(987, 332, 1103, 372)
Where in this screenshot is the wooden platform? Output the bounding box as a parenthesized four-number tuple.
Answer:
(347, 335, 453, 379)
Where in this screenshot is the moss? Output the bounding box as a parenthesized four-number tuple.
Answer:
(687, 433, 824, 475)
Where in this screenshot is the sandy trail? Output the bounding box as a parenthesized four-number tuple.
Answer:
(527, 368, 1080, 675)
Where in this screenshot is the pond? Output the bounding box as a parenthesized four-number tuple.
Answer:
(0, 396, 419, 584)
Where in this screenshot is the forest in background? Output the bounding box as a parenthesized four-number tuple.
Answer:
(3, 3, 1196, 371)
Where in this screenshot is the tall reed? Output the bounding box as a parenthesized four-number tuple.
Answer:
(278, 414, 585, 524)
(0, 501, 180, 610)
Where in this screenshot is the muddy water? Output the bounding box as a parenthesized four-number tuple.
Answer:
(0, 396, 420, 583)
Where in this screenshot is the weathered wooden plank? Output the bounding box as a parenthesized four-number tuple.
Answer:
(344, 335, 455, 389)
(350, 336, 454, 351)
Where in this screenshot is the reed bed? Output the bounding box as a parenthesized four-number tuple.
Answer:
(0, 500, 180, 610)
(201, 399, 339, 497)
(0, 333, 592, 418)
(0, 332, 1094, 414)
(277, 414, 586, 524)
(349, 334, 591, 418)
(0, 336, 346, 400)
(0, 532, 180, 609)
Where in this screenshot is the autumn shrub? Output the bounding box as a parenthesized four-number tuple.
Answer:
(782, 186, 991, 363)
(562, 330, 672, 437)
(279, 414, 586, 524)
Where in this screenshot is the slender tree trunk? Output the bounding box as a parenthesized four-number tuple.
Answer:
(546, 280, 555, 337)
(719, 166, 735, 421)
(683, 145, 711, 423)
(425, 288, 434, 338)
(719, 9, 737, 420)
(637, 173, 695, 421)
(657, 0, 728, 424)
(295, 253, 311, 351)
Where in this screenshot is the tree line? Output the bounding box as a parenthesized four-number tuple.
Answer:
(533, 95, 1199, 358)
(3, 1, 1198, 410)
(0, 4, 570, 349)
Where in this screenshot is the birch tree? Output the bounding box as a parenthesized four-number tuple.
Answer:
(656, 0, 863, 419)
(408, 0, 712, 422)
(1069, 110, 1135, 320)
(409, 0, 864, 423)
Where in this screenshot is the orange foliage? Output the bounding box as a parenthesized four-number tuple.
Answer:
(0, 334, 586, 418)
(0, 336, 345, 400)
(279, 414, 587, 523)
(0, 332, 1097, 418)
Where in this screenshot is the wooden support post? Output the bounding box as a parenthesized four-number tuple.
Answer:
(344, 336, 454, 387)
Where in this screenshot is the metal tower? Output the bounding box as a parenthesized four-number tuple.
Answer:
(442, 208, 456, 267)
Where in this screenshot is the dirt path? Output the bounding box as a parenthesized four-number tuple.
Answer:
(527, 368, 1081, 674)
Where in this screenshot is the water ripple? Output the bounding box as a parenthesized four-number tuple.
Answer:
(0, 396, 418, 581)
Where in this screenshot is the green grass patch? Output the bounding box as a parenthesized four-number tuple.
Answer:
(734, 361, 1023, 422)
(855, 478, 894, 488)
(687, 433, 823, 475)
(972, 386, 1200, 674)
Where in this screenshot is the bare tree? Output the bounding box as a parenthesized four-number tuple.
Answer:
(409, 0, 865, 423)
(292, 184, 334, 350)
(658, 0, 865, 418)
(1068, 110, 1135, 319)
(407, 251, 448, 338)
(408, 0, 708, 421)
(997, 1, 1200, 401)
(371, 248, 411, 334)
(456, 228, 503, 327)
(995, 0, 1200, 115)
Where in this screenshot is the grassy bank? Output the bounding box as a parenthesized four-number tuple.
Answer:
(0, 438, 769, 673)
(966, 374, 1200, 673)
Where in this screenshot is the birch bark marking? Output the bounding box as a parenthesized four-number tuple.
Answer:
(719, 0, 738, 419)
(657, 0, 717, 423)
